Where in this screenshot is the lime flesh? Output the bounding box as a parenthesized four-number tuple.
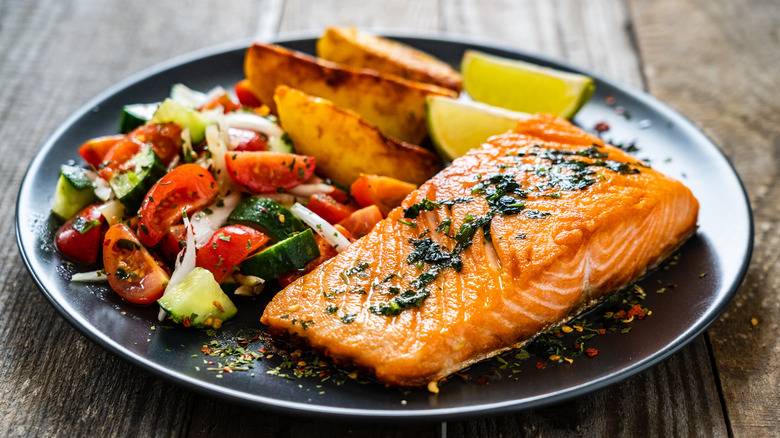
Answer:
(461, 50, 594, 119)
(426, 95, 530, 161)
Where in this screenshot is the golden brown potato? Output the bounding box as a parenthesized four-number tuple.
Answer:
(317, 27, 462, 93)
(244, 43, 457, 145)
(274, 85, 441, 187)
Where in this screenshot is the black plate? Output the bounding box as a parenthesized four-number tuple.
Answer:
(16, 35, 752, 420)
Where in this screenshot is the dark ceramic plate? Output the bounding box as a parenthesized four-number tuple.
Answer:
(16, 35, 752, 421)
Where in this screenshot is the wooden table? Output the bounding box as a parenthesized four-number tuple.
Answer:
(3, 0, 777, 436)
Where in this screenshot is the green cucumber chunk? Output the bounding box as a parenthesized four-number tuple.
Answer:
(267, 132, 294, 154)
(228, 197, 306, 241)
(109, 146, 167, 213)
(119, 103, 158, 134)
(150, 98, 213, 144)
(158, 267, 237, 328)
(51, 165, 97, 220)
(240, 229, 319, 280)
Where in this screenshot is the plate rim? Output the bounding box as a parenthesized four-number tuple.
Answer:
(15, 32, 754, 421)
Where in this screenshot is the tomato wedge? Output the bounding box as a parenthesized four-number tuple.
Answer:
(225, 151, 315, 193)
(54, 204, 106, 264)
(129, 122, 182, 165)
(306, 193, 356, 224)
(155, 224, 187, 267)
(229, 128, 267, 152)
(78, 135, 125, 169)
(103, 223, 169, 305)
(196, 225, 270, 283)
(350, 174, 417, 216)
(338, 205, 383, 238)
(137, 164, 219, 248)
(96, 138, 144, 180)
(234, 79, 263, 107)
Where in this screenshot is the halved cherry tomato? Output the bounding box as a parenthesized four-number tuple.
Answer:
(350, 174, 417, 216)
(155, 224, 187, 267)
(338, 205, 383, 238)
(103, 223, 169, 305)
(137, 164, 219, 248)
(277, 233, 339, 287)
(234, 79, 262, 107)
(129, 122, 182, 165)
(229, 128, 268, 152)
(225, 151, 315, 193)
(196, 225, 270, 283)
(201, 93, 240, 113)
(54, 204, 106, 264)
(306, 193, 356, 224)
(78, 135, 125, 169)
(97, 138, 144, 180)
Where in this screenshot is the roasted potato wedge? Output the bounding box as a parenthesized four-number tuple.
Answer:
(244, 43, 457, 145)
(274, 85, 440, 187)
(317, 27, 462, 93)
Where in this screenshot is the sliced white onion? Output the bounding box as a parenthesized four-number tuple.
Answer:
(70, 270, 109, 282)
(224, 112, 284, 138)
(202, 190, 242, 228)
(290, 203, 351, 253)
(205, 124, 230, 197)
(97, 200, 126, 225)
(165, 213, 197, 292)
(83, 169, 112, 201)
(180, 128, 194, 162)
(170, 83, 208, 108)
(286, 183, 335, 198)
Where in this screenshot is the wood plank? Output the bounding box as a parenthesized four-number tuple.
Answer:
(630, 0, 780, 436)
(0, 0, 270, 435)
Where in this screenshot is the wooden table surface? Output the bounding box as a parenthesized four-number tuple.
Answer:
(2, 0, 778, 436)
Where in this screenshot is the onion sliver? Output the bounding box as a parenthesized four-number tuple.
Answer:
(224, 112, 284, 138)
(290, 203, 351, 253)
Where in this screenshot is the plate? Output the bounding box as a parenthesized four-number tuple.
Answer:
(16, 35, 752, 420)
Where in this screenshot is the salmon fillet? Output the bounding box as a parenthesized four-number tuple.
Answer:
(261, 114, 699, 387)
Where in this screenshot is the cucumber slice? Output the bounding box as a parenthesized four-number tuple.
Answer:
(228, 197, 306, 241)
(51, 165, 97, 220)
(150, 98, 213, 144)
(109, 146, 167, 213)
(267, 132, 294, 153)
(158, 267, 237, 328)
(240, 229, 319, 280)
(119, 103, 158, 134)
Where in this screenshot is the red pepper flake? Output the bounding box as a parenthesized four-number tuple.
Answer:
(183, 316, 191, 327)
(258, 348, 267, 354)
(535, 361, 546, 370)
(594, 121, 610, 133)
(598, 328, 606, 335)
(476, 376, 490, 385)
(574, 343, 580, 350)
(605, 96, 615, 106)
(224, 368, 233, 374)
(554, 332, 564, 338)
(585, 348, 599, 357)
(627, 304, 647, 320)
(612, 310, 627, 320)
(201, 347, 211, 354)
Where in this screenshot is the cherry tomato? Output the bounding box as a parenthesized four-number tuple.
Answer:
(338, 205, 383, 238)
(229, 128, 268, 152)
(96, 138, 144, 180)
(78, 135, 125, 169)
(137, 164, 219, 248)
(350, 174, 417, 216)
(201, 93, 240, 113)
(306, 193, 356, 224)
(103, 223, 169, 305)
(277, 233, 339, 287)
(234, 79, 263, 107)
(54, 204, 106, 264)
(155, 224, 187, 267)
(129, 122, 182, 165)
(225, 151, 315, 193)
(196, 225, 270, 283)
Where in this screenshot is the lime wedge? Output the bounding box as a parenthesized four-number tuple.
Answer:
(461, 50, 594, 119)
(426, 95, 530, 161)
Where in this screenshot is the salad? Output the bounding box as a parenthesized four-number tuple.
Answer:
(52, 80, 417, 329)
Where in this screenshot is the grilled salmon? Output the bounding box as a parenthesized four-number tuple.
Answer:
(261, 114, 699, 387)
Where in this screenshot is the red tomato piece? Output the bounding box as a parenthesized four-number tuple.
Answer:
(54, 204, 106, 264)
(155, 224, 187, 268)
(78, 135, 125, 170)
(229, 128, 268, 152)
(277, 233, 339, 287)
(350, 174, 417, 216)
(196, 225, 270, 283)
(234, 79, 263, 107)
(225, 151, 315, 193)
(201, 93, 240, 113)
(96, 138, 144, 180)
(129, 122, 182, 165)
(338, 205, 383, 238)
(306, 193, 356, 224)
(103, 223, 170, 305)
(137, 164, 219, 248)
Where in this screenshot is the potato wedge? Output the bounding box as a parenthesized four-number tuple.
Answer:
(274, 85, 440, 187)
(244, 43, 457, 145)
(317, 27, 462, 93)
